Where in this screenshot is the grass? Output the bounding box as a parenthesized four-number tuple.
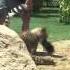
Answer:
(9, 15, 70, 42)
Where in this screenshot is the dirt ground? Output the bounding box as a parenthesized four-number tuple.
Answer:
(37, 40, 70, 70)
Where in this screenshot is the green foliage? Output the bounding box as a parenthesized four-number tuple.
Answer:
(59, 0, 70, 23)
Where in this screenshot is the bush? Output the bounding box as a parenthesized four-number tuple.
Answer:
(59, 0, 70, 23)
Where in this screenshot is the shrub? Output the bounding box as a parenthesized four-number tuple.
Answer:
(59, 0, 70, 23)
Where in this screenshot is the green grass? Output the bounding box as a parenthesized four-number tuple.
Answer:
(9, 16, 70, 42)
